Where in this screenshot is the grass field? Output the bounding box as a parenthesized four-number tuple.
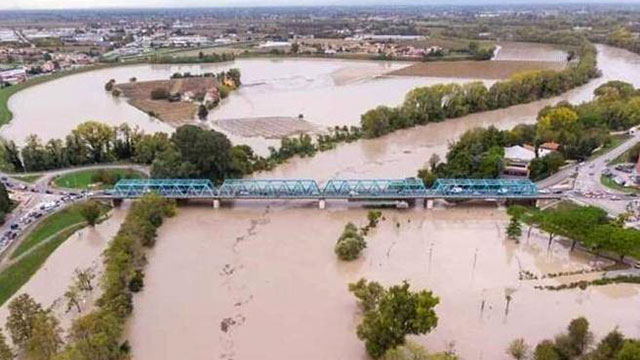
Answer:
(600, 175, 640, 194)
(53, 168, 146, 189)
(0, 224, 84, 306)
(10, 205, 89, 259)
(10, 174, 42, 183)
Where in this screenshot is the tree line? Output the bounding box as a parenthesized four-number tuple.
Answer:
(507, 317, 640, 360)
(510, 204, 640, 264)
(147, 52, 235, 64)
(0, 195, 175, 360)
(416, 80, 640, 183)
(358, 41, 598, 139)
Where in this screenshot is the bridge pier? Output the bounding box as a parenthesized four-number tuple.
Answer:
(111, 198, 123, 207)
(426, 199, 434, 209)
(213, 199, 220, 209)
(318, 199, 326, 210)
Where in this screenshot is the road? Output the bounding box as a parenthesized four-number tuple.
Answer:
(0, 164, 149, 261)
(535, 132, 640, 217)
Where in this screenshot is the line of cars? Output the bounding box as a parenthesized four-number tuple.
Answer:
(0, 176, 88, 256)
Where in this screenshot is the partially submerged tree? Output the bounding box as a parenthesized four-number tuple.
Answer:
(350, 279, 439, 359)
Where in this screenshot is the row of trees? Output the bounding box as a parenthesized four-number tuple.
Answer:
(507, 317, 640, 360)
(359, 41, 598, 139)
(0, 195, 175, 360)
(147, 52, 235, 64)
(417, 80, 640, 183)
(510, 204, 640, 263)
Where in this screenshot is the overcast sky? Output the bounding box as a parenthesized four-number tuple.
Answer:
(3, 0, 640, 10)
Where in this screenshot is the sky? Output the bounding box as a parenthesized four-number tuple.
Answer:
(3, 0, 640, 10)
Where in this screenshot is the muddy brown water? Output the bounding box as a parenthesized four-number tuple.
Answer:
(125, 44, 640, 360)
(2, 44, 640, 359)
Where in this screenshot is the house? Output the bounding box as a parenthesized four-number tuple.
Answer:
(504, 145, 536, 177)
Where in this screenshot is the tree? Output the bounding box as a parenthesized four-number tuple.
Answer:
(0, 183, 11, 223)
(616, 341, 640, 360)
(354, 281, 439, 359)
(74, 268, 96, 293)
(24, 311, 62, 360)
(335, 223, 367, 261)
(507, 338, 530, 360)
(65, 285, 83, 313)
(0, 331, 13, 360)
(78, 201, 102, 227)
(428, 154, 441, 171)
(534, 340, 560, 360)
(71, 121, 116, 163)
(568, 317, 593, 356)
(367, 210, 382, 228)
(62, 311, 123, 360)
(507, 216, 523, 242)
(349, 279, 386, 313)
(5, 294, 43, 348)
(171, 125, 234, 182)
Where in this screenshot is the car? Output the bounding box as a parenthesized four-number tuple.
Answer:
(635, 263, 640, 270)
(611, 196, 621, 201)
(589, 172, 595, 176)
(10, 223, 19, 230)
(45, 190, 52, 194)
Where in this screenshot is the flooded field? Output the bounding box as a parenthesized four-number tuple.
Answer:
(1, 41, 567, 149)
(3, 43, 640, 359)
(493, 42, 568, 62)
(126, 204, 640, 360)
(388, 60, 564, 79)
(126, 44, 640, 360)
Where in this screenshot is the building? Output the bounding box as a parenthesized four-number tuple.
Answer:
(0, 67, 27, 84)
(504, 145, 536, 177)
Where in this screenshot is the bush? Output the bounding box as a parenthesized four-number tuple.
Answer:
(335, 222, 366, 261)
(150, 87, 169, 100)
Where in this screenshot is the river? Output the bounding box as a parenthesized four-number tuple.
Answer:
(125, 44, 640, 360)
(2, 43, 640, 359)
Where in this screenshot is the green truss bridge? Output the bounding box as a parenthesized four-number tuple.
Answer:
(95, 178, 561, 208)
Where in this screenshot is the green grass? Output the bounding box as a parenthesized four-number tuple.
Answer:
(10, 174, 42, 183)
(53, 168, 146, 190)
(0, 224, 84, 306)
(600, 175, 640, 194)
(10, 205, 87, 259)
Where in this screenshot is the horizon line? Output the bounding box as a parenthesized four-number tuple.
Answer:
(3, 1, 640, 12)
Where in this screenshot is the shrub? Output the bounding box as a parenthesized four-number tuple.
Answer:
(150, 87, 169, 100)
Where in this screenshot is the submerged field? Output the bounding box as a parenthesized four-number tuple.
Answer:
(387, 60, 566, 79)
(126, 204, 639, 360)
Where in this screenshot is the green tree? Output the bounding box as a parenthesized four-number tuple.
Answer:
(616, 341, 640, 360)
(335, 223, 367, 261)
(24, 311, 62, 360)
(507, 338, 530, 360)
(534, 340, 560, 360)
(61, 311, 123, 360)
(354, 281, 439, 359)
(78, 201, 103, 227)
(65, 285, 83, 313)
(71, 121, 116, 163)
(74, 268, 95, 293)
(5, 294, 43, 348)
(507, 216, 523, 242)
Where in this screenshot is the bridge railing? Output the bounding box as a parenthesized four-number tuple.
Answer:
(105, 178, 540, 199)
(218, 179, 322, 198)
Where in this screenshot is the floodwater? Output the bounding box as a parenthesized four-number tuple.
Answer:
(126, 44, 640, 360)
(126, 205, 640, 360)
(2, 41, 568, 150)
(0, 206, 128, 331)
(3, 43, 640, 358)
